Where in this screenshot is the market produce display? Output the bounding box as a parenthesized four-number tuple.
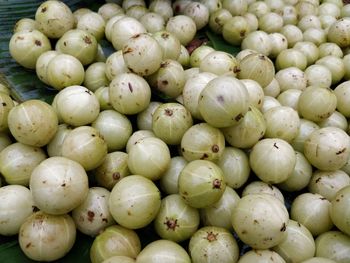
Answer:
(1, 0, 350, 262)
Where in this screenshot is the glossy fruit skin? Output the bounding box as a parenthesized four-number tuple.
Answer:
(263, 105, 300, 142)
(178, 160, 226, 209)
(249, 138, 296, 184)
(304, 127, 350, 171)
(330, 185, 350, 235)
(291, 193, 333, 236)
(0, 142, 46, 186)
(200, 187, 240, 230)
(298, 86, 337, 122)
(223, 106, 266, 149)
(61, 126, 107, 171)
(111, 17, 146, 51)
(309, 170, 350, 201)
(232, 194, 289, 249)
(56, 29, 98, 66)
(92, 110, 132, 152)
(30, 156, 89, 215)
(189, 226, 239, 263)
(154, 194, 200, 242)
(93, 151, 130, 191)
(9, 30, 51, 69)
(109, 73, 151, 115)
(122, 33, 163, 77)
(72, 187, 115, 237)
(216, 147, 250, 189)
(166, 15, 197, 46)
(136, 239, 191, 263)
(152, 103, 193, 145)
(160, 156, 188, 195)
(0, 185, 34, 236)
(242, 181, 285, 204)
(8, 99, 58, 147)
(315, 231, 350, 263)
(54, 85, 100, 126)
(102, 256, 136, 263)
(272, 220, 316, 263)
(127, 137, 171, 181)
(198, 76, 249, 128)
(238, 249, 286, 263)
(46, 123, 72, 157)
(19, 211, 76, 262)
(238, 53, 275, 88)
(36, 50, 59, 85)
(278, 151, 313, 192)
(109, 175, 161, 229)
(35, 0, 74, 38)
(46, 54, 85, 90)
(90, 225, 141, 263)
(180, 123, 225, 162)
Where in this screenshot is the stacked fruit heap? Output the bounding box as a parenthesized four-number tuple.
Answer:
(3, 0, 350, 262)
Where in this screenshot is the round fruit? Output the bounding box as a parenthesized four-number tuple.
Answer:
(127, 137, 171, 181)
(0, 142, 46, 186)
(178, 160, 226, 208)
(291, 193, 333, 236)
(30, 156, 89, 215)
(0, 185, 34, 236)
(61, 126, 107, 171)
(189, 226, 239, 263)
(180, 123, 225, 162)
(90, 225, 141, 263)
(8, 100, 58, 147)
(136, 239, 191, 263)
(19, 211, 76, 262)
(232, 194, 289, 249)
(72, 187, 115, 237)
(9, 30, 51, 69)
(35, 0, 74, 38)
(249, 138, 296, 184)
(109, 175, 161, 229)
(154, 194, 200, 242)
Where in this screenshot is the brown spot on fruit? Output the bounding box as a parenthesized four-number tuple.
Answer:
(112, 172, 120, 180)
(235, 113, 243, 122)
(280, 223, 286, 232)
(61, 183, 66, 187)
(26, 242, 31, 248)
(161, 32, 169, 39)
(212, 144, 219, 153)
(164, 217, 179, 231)
(212, 179, 221, 189)
(336, 148, 346, 155)
(87, 211, 95, 222)
(128, 82, 133, 92)
(35, 40, 41, 46)
(165, 108, 173, 116)
(273, 143, 279, 149)
(41, 7, 47, 12)
(83, 36, 92, 44)
(206, 231, 218, 242)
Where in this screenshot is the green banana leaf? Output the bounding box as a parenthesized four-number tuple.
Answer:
(0, 0, 241, 262)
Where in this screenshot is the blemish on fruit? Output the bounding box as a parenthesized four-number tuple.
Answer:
(212, 179, 221, 189)
(206, 231, 218, 242)
(87, 211, 95, 222)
